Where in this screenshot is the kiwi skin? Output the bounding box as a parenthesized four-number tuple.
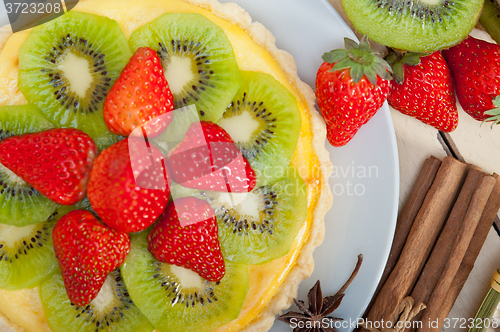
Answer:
(480, 0, 500, 45)
(341, 0, 484, 52)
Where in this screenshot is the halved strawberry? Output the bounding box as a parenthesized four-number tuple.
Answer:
(53, 210, 130, 306)
(148, 197, 225, 282)
(168, 122, 256, 193)
(103, 47, 174, 137)
(0, 128, 97, 205)
(87, 138, 170, 233)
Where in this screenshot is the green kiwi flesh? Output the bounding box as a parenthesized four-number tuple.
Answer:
(0, 105, 59, 226)
(128, 13, 242, 123)
(18, 11, 131, 144)
(218, 71, 301, 187)
(40, 269, 154, 332)
(172, 165, 308, 265)
(0, 105, 53, 140)
(480, 0, 500, 45)
(341, 0, 484, 52)
(0, 212, 60, 290)
(121, 231, 249, 332)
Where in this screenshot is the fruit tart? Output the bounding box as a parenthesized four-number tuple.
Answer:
(0, 0, 332, 331)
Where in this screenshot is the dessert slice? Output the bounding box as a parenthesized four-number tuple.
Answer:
(0, 0, 332, 331)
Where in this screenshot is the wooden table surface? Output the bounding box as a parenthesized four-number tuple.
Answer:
(326, 0, 500, 330)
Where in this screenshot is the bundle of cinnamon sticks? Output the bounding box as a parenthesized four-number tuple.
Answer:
(361, 156, 500, 332)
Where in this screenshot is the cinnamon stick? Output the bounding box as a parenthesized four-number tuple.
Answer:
(416, 173, 496, 332)
(363, 157, 467, 330)
(432, 174, 500, 331)
(375, 157, 442, 299)
(407, 167, 484, 331)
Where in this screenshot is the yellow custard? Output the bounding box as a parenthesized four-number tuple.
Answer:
(0, 0, 332, 331)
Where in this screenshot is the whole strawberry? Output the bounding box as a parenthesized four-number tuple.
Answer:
(0, 128, 97, 205)
(148, 197, 225, 281)
(87, 138, 170, 233)
(104, 47, 174, 137)
(169, 122, 256, 193)
(442, 36, 500, 122)
(53, 210, 130, 306)
(387, 51, 458, 132)
(316, 36, 392, 147)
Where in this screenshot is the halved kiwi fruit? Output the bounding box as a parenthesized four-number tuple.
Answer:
(218, 71, 301, 187)
(184, 165, 308, 265)
(128, 13, 242, 123)
(0, 211, 61, 290)
(341, 0, 484, 52)
(40, 268, 153, 332)
(480, 0, 500, 45)
(0, 105, 59, 226)
(121, 231, 248, 332)
(18, 11, 131, 146)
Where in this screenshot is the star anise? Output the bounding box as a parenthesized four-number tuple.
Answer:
(277, 254, 363, 332)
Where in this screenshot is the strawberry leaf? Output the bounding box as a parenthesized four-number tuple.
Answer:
(344, 37, 358, 51)
(363, 66, 378, 86)
(322, 49, 348, 64)
(401, 54, 423, 66)
(483, 96, 500, 128)
(392, 61, 405, 85)
(350, 64, 364, 83)
(331, 58, 352, 72)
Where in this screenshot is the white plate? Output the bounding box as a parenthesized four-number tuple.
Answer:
(0, 1, 399, 331)
(215, 0, 399, 331)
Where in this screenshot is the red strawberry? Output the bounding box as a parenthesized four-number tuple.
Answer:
(87, 138, 170, 233)
(53, 210, 130, 306)
(168, 122, 256, 192)
(148, 197, 225, 281)
(442, 36, 500, 122)
(0, 128, 97, 205)
(387, 51, 458, 132)
(315, 36, 392, 147)
(104, 47, 174, 137)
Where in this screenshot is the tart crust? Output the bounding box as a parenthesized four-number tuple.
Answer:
(0, 0, 333, 331)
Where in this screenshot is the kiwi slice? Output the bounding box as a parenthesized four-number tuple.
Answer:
(128, 13, 242, 123)
(341, 0, 484, 52)
(217, 71, 301, 187)
(0, 105, 60, 227)
(0, 105, 53, 141)
(40, 268, 153, 332)
(0, 210, 60, 290)
(121, 231, 248, 332)
(182, 165, 308, 265)
(18, 11, 131, 145)
(480, 0, 500, 45)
